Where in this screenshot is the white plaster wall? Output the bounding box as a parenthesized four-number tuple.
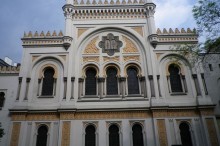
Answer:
(0, 75, 18, 146)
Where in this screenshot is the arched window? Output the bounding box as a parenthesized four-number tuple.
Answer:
(85, 68, 97, 95)
(109, 124, 120, 146)
(132, 124, 144, 146)
(36, 125, 48, 146)
(179, 122, 193, 146)
(127, 67, 140, 94)
(106, 67, 118, 95)
(42, 68, 55, 96)
(0, 92, 5, 109)
(85, 125, 96, 146)
(169, 64, 183, 92)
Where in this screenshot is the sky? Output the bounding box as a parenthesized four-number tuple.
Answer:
(0, 0, 197, 63)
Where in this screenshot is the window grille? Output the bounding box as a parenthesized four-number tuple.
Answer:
(127, 67, 140, 94)
(132, 124, 144, 146)
(169, 64, 183, 92)
(41, 68, 55, 96)
(85, 68, 97, 95)
(109, 124, 120, 146)
(36, 126, 48, 146)
(179, 123, 193, 146)
(85, 125, 96, 146)
(107, 68, 118, 95)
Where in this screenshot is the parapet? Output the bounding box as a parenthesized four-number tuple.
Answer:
(23, 31, 63, 38)
(73, 0, 145, 6)
(0, 66, 20, 74)
(156, 28, 198, 44)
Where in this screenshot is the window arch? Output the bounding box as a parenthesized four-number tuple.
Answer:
(85, 68, 97, 95)
(127, 67, 140, 95)
(41, 68, 55, 96)
(85, 125, 96, 146)
(168, 64, 183, 92)
(0, 92, 5, 109)
(36, 125, 48, 146)
(106, 67, 118, 95)
(109, 124, 120, 146)
(179, 122, 193, 146)
(132, 124, 144, 146)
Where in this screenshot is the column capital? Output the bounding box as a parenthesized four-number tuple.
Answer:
(98, 77, 105, 82)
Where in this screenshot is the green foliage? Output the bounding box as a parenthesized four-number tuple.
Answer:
(193, 0, 220, 52)
(172, 0, 220, 67)
(0, 123, 4, 140)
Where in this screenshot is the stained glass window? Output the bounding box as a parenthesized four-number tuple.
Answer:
(42, 68, 55, 96)
(179, 123, 193, 146)
(127, 67, 140, 94)
(36, 125, 48, 146)
(109, 124, 120, 146)
(85, 125, 96, 146)
(169, 64, 183, 92)
(85, 68, 97, 95)
(107, 67, 118, 95)
(132, 124, 144, 146)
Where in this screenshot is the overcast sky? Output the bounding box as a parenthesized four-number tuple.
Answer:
(0, 0, 197, 63)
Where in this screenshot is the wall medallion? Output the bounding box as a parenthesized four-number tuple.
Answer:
(99, 33, 123, 56)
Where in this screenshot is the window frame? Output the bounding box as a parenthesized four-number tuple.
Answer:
(126, 67, 141, 96)
(83, 122, 98, 146)
(105, 67, 120, 96)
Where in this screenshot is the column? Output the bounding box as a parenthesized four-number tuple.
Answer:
(148, 75, 155, 97)
(98, 77, 105, 99)
(16, 77, 22, 100)
(63, 77, 67, 100)
(192, 74, 201, 96)
(70, 77, 75, 99)
(24, 78, 31, 100)
(78, 78, 84, 99)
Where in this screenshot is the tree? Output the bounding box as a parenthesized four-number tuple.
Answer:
(0, 123, 4, 141)
(172, 0, 220, 67)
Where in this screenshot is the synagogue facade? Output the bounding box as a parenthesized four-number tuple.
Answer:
(0, 0, 220, 146)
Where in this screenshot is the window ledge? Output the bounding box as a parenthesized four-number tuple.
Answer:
(126, 94, 143, 97)
(82, 95, 99, 98)
(38, 96, 54, 98)
(170, 92, 187, 96)
(104, 95, 122, 98)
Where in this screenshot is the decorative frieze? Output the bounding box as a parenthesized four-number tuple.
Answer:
(26, 113, 59, 121)
(152, 109, 199, 118)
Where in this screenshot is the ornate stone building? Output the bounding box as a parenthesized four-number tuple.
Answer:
(0, 0, 220, 146)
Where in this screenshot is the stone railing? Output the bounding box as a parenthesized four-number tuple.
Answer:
(0, 66, 20, 74)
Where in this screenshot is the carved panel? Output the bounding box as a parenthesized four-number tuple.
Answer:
(157, 119, 168, 146)
(206, 118, 219, 146)
(122, 36, 138, 53)
(200, 109, 214, 116)
(59, 55, 66, 61)
(131, 27, 143, 36)
(84, 37, 99, 54)
(103, 56, 120, 63)
(99, 33, 123, 56)
(10, 122, 21, 146)
(83, 57, 99, 63)
(123, 56, 140, 62)
(61, 121, 71, 146)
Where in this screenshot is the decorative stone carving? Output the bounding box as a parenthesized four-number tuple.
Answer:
(10, 122, 21, 146)
(84, 37, 99, 54)
(206, 118, 219, 146)
(99, 33, 122, 56)
(157, 120, 168, 146)
(122, 36, 138, 53)
(131, 27, 143, 36)
(123, 56, 140, 62)
(26, 113, 59, 121)
(78, 28, 89, 38)
(61, 121, 71, 146)
(83, 57, 99, 63)
(103, 56, 120, 63)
